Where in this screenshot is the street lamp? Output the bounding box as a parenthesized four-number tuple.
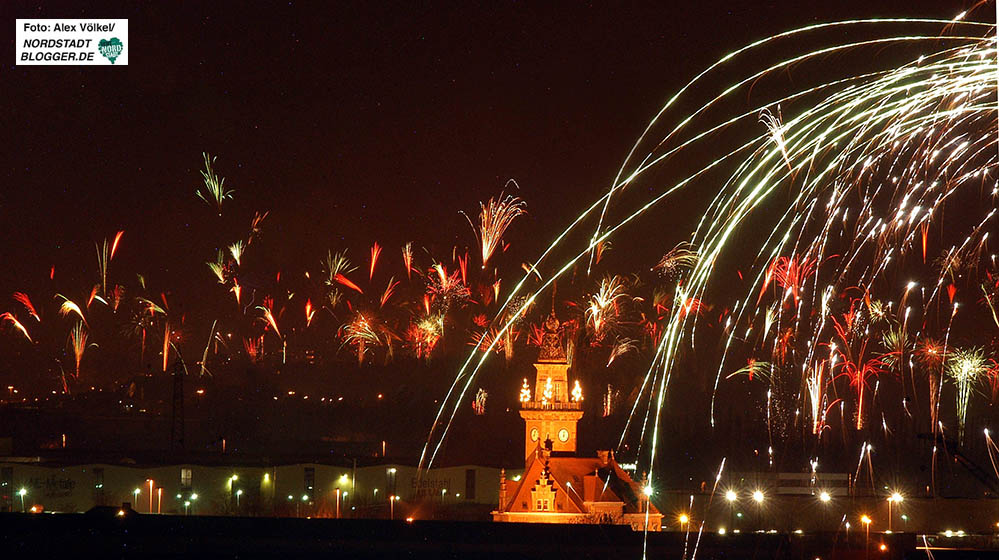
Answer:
(679, 513, 690, 530)
(235, 489, 243, 510)
(861, 514, 872, 559)
(335, 487, 341, 519)
(18, 488, 27, 512)
(133, 488, 141, 506)
(147, 479, 154, 513)
(725, 490, 737, 528)
(752, 490, 765, 531)
(817, 491, 832, 531)
(390, 495, 399, 520)
(887, 492, 903, 532)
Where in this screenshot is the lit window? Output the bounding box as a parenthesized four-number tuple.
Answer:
(180, 468, 192, 488)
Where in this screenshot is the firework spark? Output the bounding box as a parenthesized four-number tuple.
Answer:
(196, 152, 234, 216)
(463, 190, 527, 269)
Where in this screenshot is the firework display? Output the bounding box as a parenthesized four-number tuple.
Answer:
(2, 8, 998, 517)
(421, 12, 999, 496)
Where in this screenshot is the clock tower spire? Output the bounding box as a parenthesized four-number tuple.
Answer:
(519, 312, 583, 463)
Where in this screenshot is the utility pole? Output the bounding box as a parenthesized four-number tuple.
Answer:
(170, 360, 184, 451)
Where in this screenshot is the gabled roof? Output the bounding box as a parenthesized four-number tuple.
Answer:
(505, 448, 660, 515)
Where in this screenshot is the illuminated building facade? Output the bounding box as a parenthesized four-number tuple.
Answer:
(493, 313, 662, 531)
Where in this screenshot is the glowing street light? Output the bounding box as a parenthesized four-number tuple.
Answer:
(819, 491, 831, 503)
(887, 492, 903, 532)
(861, 514, 872, 556)
(678, 513, 690, 528)
(147, 479, 155, 513)
(390, 495, 399, 520)
(724, 490, 738, 528)
(133, 488, 141, 505)
(17, 488, 27, 512)
(235, 489, 243, 509)
(752, 490, 765, 531)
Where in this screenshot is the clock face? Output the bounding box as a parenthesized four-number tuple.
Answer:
(558, 428, 570, 443)
(530, 428, 539, 442)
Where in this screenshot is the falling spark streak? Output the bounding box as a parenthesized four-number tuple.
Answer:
(304, 299, 315, 327)
(422, 17, 995, 481)
(56, 295, 86, 325)
(200, 320, 217, 377)
(12, 292, 39, 322)
(0, 312, 32, 342)
(334, 273, 363, 294)
(402, 243, 414, 280)
(369, 242, 381, 281)
(380, 277, 400, 309)
(759, 105, 793, 171)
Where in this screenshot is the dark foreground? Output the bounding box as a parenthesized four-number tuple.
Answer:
(1, 511, 996, 559)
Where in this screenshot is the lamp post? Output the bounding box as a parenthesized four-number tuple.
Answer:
(390, 495, 398, 520)
(335, 487, 341, 519)
(157, 487, 162, 514)
(235, 489, 243, 510)
(818, 491, 831, 530)
(133, 488, 141, 508)
(887, 492, 903, 532)
(752, 490, 765, 531)
(18, 488, 27, 512)
(147, 479, 154, 513)
(861, 514, 872, 560)
(725, 490, 737, 530)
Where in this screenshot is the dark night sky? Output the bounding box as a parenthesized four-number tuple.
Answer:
(0, 0, 975, 325)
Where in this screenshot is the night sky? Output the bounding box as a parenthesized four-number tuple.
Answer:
(0, 0, 972, 340)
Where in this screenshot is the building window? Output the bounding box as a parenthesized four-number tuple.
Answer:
(180, 468, 192, 489)
(535, 499, 550, 511)
(464, 469, 476, 500)
(304, 467, 315, 500)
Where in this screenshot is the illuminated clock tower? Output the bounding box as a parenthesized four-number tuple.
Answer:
(519, 313, 583, 462)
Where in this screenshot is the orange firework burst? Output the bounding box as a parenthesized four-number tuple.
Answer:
(0, 312, 31, 342)
(759, 254, 817, 305)
(402, 242, 414, 280)
(12, 292, 39, 322)
(462, 191, 527, 269)
(305, 299, 315, 327)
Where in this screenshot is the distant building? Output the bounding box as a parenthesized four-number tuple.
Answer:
(492, 313, 662, 531)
